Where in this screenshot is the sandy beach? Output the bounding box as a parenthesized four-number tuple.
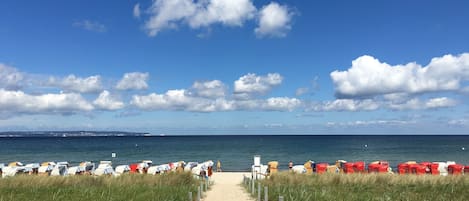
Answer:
(204, 172, 253, 201)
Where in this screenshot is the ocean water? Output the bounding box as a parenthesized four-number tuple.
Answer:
(1, 135, 469, 171)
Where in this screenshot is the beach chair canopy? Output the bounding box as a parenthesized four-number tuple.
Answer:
(184, 162, 198, 171)
(100, 161, 112, 165)
(138, 162, 149, 169)
(24, 163, 40, 172)
(142, 160, 153, 165)
(57, 162, 70, 166)
(8, 162, 23, 167)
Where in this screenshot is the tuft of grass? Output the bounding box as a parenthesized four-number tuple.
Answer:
(0, 173, 199, 201)
(248, 172, 469, 201)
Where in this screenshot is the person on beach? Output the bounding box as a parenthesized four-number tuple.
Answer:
(217, 160, 222, 172)
(208, 166, 213, 177)
(289, 161, 293, 171)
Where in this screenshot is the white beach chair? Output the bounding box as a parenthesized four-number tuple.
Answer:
(94, 161, 115, 176)
(115, 165, 130, 175)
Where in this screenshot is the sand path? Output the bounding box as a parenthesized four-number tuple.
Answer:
(204, 172, 254, 201)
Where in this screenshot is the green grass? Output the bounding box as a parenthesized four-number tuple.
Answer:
(246, 172, 469, 201)
(0, 173, 200, 201)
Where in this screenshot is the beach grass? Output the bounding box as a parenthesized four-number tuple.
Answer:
(0, 173, 199, 201)
(248, 172, 469, 201)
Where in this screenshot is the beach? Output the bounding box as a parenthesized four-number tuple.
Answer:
(204, 172, 253, 201)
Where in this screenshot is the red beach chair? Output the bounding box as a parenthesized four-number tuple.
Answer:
(448, 164, 464, 175)
(316, 163, 328, 174)
(397, 163, 409, 174)
(129, 163, 139, 173)
(430, 163, 440, 175)
(344, 163, 354, 174)
(353, 161, 365, 172)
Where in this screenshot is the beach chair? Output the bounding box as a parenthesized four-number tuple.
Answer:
(267, 161, 278, 175)
(39, 162, 56, 175)
(2, 162, 26, 178)
(115, 165, 130, 175)
(24, 163, 40, 175)
(94, 161, 114, 176)
(51, 162, 69, 176)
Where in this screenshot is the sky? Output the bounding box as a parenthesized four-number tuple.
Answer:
(1, 0, 469, 134)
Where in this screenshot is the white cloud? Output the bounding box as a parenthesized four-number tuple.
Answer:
(319, 99, 380, 111)
(93, 90, 125, 110)
(189, 0, 256, 28)
(131, 88, 301, 112)
(130, 89, 235, 112)
(331, 53, 469, 98)
(0, 64, 23, 90)
(144, 0, 256, 36)
(0, 89, 93, 116)
(190, 80, 226, 98)
(142, 0, 296, 38)
(116, 72, 149, 90)
(255, 2, 293, 38)
(133, 3, 141, 18)
(295, 87, 308, 96)
(448, 119, 469, 126)
(326, 120, 413, 127)
(48, 75, 102, 93)
(388, 97, 457, 110)
(261, 97, 301, 111)
(234, 73, 283, 98)
(73, 20, 107, 33)
(306, 99, 381, 112)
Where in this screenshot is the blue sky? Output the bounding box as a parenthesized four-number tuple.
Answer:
(1, 0, 469, 134)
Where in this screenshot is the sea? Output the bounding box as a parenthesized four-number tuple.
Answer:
(1, 135, 469, 171)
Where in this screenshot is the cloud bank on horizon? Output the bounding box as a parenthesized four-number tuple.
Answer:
(0, 53, 467, 119)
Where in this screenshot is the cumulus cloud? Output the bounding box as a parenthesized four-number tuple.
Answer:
(133, 3, 141, 18)
(131, 89, 235, 112)
(0, 64, 24, 90)
(48, 75, 102, 93)
(141, 0, 294, 37)
(73, 20, 107, 33)
(234, 73, 283, 99)
(144, 0, 256, 36)
(131, 89, 301, 112)
(331, 53, 469, 98)
(0, 89, 93, 116)
(93, 90, 125, 110)
(116, 72, 149, 90)
(261, 97, 301, 111)
(255, 2, 293, 38)
(190, 80, 226, 98)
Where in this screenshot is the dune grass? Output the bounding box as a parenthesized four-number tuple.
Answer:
(248, 172, 469, 201)
(0, 173, 199, 201)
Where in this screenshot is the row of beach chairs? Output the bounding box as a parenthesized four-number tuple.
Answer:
(0, 160, 214, 178)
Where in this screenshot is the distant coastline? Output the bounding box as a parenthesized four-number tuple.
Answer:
(0, 131, 150, 138)
(1, 132, 469, 138)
